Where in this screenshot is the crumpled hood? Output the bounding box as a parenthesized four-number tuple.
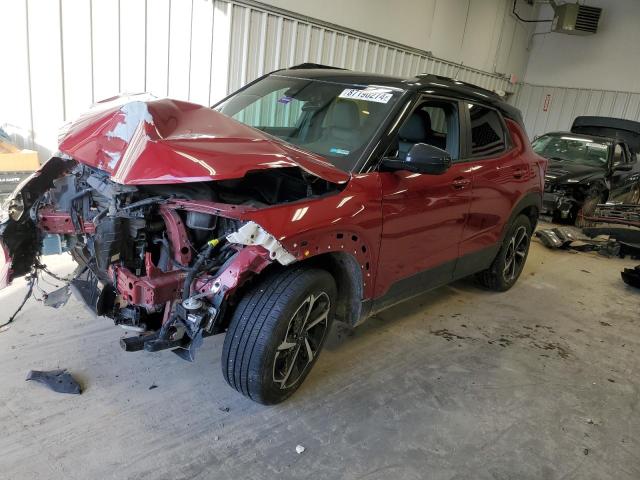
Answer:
(57, 95, 350, 185)
(544, 160, 605, 185)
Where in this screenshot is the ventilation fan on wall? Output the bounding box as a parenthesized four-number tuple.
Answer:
(551, 2, 602, 35)
(513, 1, 602, 36)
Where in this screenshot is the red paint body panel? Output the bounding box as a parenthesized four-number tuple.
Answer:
(57, 96, 349, 185)
(375, 164, 472, 297)
(38, 207, 96, 234)
(458, 119, 534, 258)
(236, 173, 383, 299)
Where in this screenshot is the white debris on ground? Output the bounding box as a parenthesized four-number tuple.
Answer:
(295, 445, 305, 454)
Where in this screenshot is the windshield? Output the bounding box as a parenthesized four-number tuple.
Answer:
(215, 74, 404, 171)
(532, 134, 610, 167)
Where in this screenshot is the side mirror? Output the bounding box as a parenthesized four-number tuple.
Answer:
(613, 163, 632, 172)
(381, 143, 452, 175)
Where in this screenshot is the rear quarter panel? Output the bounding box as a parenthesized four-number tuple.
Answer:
(459, 119, 545, 258)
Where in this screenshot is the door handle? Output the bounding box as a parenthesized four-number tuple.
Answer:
(452, 177, 471, 189)
(513, 167, 526, 179)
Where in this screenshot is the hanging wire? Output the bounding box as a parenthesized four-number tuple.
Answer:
(0, 261, 84, 331)
(0, 272, 36, 330)
(513, 0, 554, 23)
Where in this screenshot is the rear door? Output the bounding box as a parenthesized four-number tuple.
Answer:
(454, 102, 528, 278)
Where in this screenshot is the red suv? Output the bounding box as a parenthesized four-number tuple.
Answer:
(0, 65, 545, 404)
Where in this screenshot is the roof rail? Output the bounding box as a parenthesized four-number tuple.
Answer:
(288, 63, 347, 71)
(417, 73, 499, 98)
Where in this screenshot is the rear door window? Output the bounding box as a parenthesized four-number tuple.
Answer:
(467, 104, 508, 157)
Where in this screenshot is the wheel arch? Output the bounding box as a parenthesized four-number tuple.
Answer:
(220, 249, 365, 330)
(294, 252, 364, 327)
(501, 192, 541, 243)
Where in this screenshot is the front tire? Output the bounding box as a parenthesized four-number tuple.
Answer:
(477, 214, 532, 292)
(575, 187, 607, 227)
(629, 184, 640, 205)
(221, 268, 336, 405)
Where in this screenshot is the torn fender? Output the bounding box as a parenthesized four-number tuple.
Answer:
(0, 157, 75, 287)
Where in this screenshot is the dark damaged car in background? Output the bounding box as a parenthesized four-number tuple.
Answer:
(0, 65, 545, 404)
(533, 116, 640, 225)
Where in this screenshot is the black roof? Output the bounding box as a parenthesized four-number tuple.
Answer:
(275, 64, 522, 123)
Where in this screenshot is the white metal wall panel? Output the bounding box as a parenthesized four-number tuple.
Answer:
(2, 0, 515, 159)
(91, 0, 120, 104)
(1, 1, 32, 151)
(512, 83, 640, 139)
(27, 0, 65, 160)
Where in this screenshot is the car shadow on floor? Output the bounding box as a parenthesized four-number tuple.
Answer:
(323, 276, 499, 352)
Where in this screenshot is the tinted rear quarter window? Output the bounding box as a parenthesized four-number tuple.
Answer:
(468, 104, 507, 157)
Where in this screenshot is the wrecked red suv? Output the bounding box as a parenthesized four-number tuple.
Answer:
(0, 65, 545, 404)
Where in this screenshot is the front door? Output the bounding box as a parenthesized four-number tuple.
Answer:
(374, 99, 472, 307)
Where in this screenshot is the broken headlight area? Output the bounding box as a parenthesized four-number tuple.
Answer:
(0, 158, 311, 359)
(543, 190, 576, 218)
(1, 191, 25, 222)
(543, 182, 596, 218)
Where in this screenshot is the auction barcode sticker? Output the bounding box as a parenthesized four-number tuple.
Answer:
(338, 88, 393, 103)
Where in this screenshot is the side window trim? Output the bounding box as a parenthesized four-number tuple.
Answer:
(623, 145, 631, 164)
(457, 100, 471, 161)
(382, 94, 462, 161)
(423, 94, 464, 162)
(416, 96, 461, 161)
(459, 102, 512, 162)
(626, 145, 636, 164)
(361, 93, 467, 173)
(613, 143, 627, 166)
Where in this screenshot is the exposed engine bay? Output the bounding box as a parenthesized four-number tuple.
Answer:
(0, 157, 340, 360)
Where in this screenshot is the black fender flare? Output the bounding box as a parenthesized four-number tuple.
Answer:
(499, 191, 542, 244)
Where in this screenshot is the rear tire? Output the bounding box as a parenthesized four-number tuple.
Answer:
(477, 214, 532, 292)
(221, 268, 336, 405)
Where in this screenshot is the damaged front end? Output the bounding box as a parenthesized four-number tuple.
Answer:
(0, 158, 314, 360)
(0, 96, 348, 360)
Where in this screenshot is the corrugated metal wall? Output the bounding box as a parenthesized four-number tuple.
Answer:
(2, 0, 514, 159)
(512, 82, 640, 139)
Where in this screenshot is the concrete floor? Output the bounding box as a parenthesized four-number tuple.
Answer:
(1, 227, 639, 480)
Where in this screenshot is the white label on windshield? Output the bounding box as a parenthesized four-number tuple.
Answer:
(339, 88, 393, 103)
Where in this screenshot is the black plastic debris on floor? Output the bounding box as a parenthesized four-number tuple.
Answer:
(536, 223, 640, 259)
(26, 369, 82, 394)
(43, 285, 72, 308)
(621, 265, 640, 289)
